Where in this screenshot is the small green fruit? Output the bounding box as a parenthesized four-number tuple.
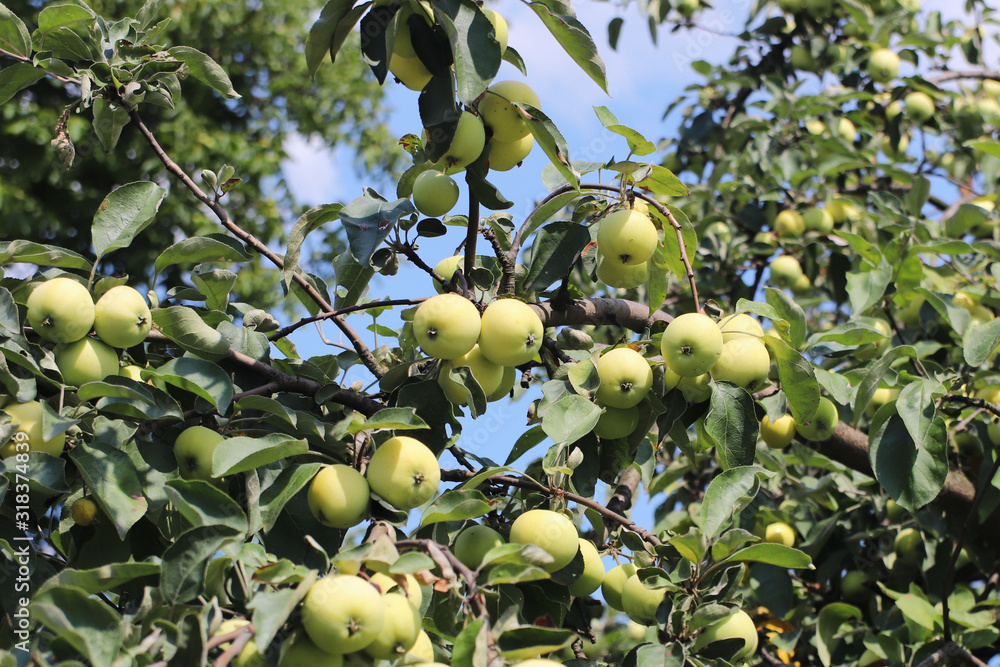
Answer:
(366, 436, 440, 510)
(27, 277, 95, 344)
(55, 337, 119, 387)
(412, 170, 459, 217)
(509, 509, 579, 572)
(308, 464, 371, 529)
(567, 539, 604, 597)
(94, 285, 152, 348)
(601, 562, 638, 611)
(454, 524, 505, 569)
(595, 347, 653, 409)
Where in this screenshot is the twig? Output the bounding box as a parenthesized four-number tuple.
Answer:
(914, 643, 989, 667)
(396, 242, 455, 292)
(213, 626, 254, 667)
(268, 298, 426, 341)
(480, 223, 516, 295)
(927, 69, 1000, 84)
(0, 48, 79, 85)
(464, 184, 480, 287)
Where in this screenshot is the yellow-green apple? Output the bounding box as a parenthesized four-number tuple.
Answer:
(413, 293, 481, 360)
(868, 48, 900, 83)
(509, 509, 579, 572)
(0, 400, 66, 458)
(453, 523, 505, 568)
(760, 414, 796, 448)
(27, 276, 95, 344)
(308, 464, 371, 529)
(838, 117, 857, 142)
(482, 8, 508, 54)
(982, 79, 1000, 98)
(718, 313, 763, 342)
(805, 119, 826, 136)
(709, 337, 771, 391)
(867, 386, 900, 416)
(488, 134, 533, 171)
(119, 364, 146, 383)
(302, 575, 385, 653)
(769, 255, 803, 288)
(70, 498, 98, 526)
(621, 574, 666, 625)
(803, 207, 834, 233)
(412, 170, 459, 217)
(790, 45, 818, 72)
(676, 0, 699, 16)
(477, 81, 540, 141)
(773, 210, 804, 237)
(677, 373, 713, 403)
(691, 609, 759, 661)
(55, 337, 119, 386)
(883, 132, 910, 158)
(438, 345, 504, 405)
(886, 499, 907, 523)
(597, 208, 659, 266)
(369, 572, 423, 611)
(661, 312, 724, 377)
(389, 15, 432, 91)
(405, 630, 435, 663)
(796, 397, 838, 441)
(431, 111, 486, 172)
(174, 425, 225, 481)
(487, 365, 517, 402)
(279, 632, 343, 667)
(596, 253, 648, 289)
(594, 405, 640, 439)
(432, 254, 464, 294)
(894, 527, 923, 565)
(596, 347, 653, 409)
(905, 91, 935, 123)
(841, 570, 872, 604)
(764, 522, 795, 547)
(477, 299, 544, 366)
(790, 274, 812, 296)
(216, 620, 266, 667)
(827, 197, 857, 223)
(366, 436, 440, 510)
(885, 99, 903, 121)
(601, 562, 638, 611)
(363, 593, 421, 659)
(94, 285, 152, 348)
(567, 538, 604, 597)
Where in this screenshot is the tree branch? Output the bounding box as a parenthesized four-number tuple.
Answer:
(464, 183, 480, 287)
(531, 296, 672, 332)
(268, 298, 426, 341)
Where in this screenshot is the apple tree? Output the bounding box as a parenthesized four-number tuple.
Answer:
(1, 0, 999, 665)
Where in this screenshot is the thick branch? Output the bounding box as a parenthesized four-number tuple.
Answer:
(928, 70, 1000, 84)
(531, 296, 672, 332)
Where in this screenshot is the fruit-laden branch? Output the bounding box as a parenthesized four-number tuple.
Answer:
(439, 468, 662, 547)
(530, 296, 672, 332)
(267, 298, 427, 342)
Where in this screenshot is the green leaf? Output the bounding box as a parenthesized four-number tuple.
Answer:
(347, 407, 429, 435)
(763, 287, 806, 350)
(917, 289, 972, 336)
(259, 463, 321, 533)
(668, 526, 706, 563)
(964, 318, 1000, 366)
(30, 586, 122, 666)
(37, 562, 160, 596)
(507, 425, 547, 465)
(540, 394, 602, 446)
(653, 204, 697, 282)
(896, 379, 946, 452)
(868, 409, 947, 513)
(0, 62, 45, 104)
(905, 175, 930, 216)
(594, 106, 655, 156)
(146, 357, 233, 412)
(526, 106, 579, 190)
(852, 346, 917, 421)
(432, 0, 502, 106)
(704, 382, 758, 470)
(306, 0, 365, 76)
(896, 593, 940, 631)
(168, 45, 241, 98)
(764, 334, 819, 426)
(160, 525, 242, 605)
(248, 572, 317, 650)
(69, 441, 148, 541)
(727, 543, 813, 569)
(191, 267, 237, 312)
(32, 2, 99, 61)
(154, 234, 252, 278)
(283, 204, 343, 290)
(496, 626, 576, 659)
(446, 365, 488, 418)
(211, 434, 308, 477)
(419, 488, 494, 527)
(452, 617, 488, 667)
(524, 0, 607, 93)
(466, 166, 514, 210)
(151, 306, 230, 361)
(846, 260, 893, 316)
(0, 240, 92, 270)
(636, 165, 689, 197)
(92, 98, 131, 152)
(523, 221, 591, 292)
(0, 2, 32, 57)
(333, 250, 375, 310)
(816, 603, 863, 667)
(518, 190, 581, 245)
(92, 181, 167, 260)
(701, 466, 772, 538)
(339, 192, 415, 266)
(164, 479, 248, 533)
(965, 138, 1000, 159)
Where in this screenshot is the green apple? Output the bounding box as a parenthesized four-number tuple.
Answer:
(308, 464, 371, 529)
(905, 91, 935, 123)
(70, 498, 98, 526)
(621, 574, 666, 625)
(894, 527, 923, 565)
(805, 119, 826, 136)
(597, 208, 659, 266)
(868, 48, 900, 83)
(790, 273, 812, 296)
(366, 436, 440, 510)
(94, 285, 152, 348)
(764, 522, 795, 547)
(453, 523, 505, 569)
(706, 220, 733, 245)
(55, 337, 119, 386)
(279, 632, 343, 667)
(838, 117, 857, 143)
(886, 499, 907, 523)
(760, 414, 796, 448)
(477, 81, 540, 141)
(489, 134, 534, 171)
(363, 592, 421, 659)
(412, 170, 459, 217)
(27, 276, 95, 344)
(369, 572, 423, 611)
(676, 0, 699, 16)
(709, 337, 771, 391)
(841, 570, 872, 604)
(594, 405, 640, 439)
(477, 299, 544, 367)
(216, 620, 267, 667)
(413, 293, 482, 360)
(790, 45, 818, 72)
(389, 15, 432, 91)
(769, 255, 803, 288)
(596, 253, 648, 289)
(692, 609, 758, 661)
(827, 197, 858, 223)
(982, 79, 1000, 98)
(796, 397, 838, 441)
(431, 111, 486, 172)
(302, 574, 385, 653)
(867, 386, 900, 416)
(487, 365, 517, 402)
(677, 373, 713, 403)
(596, 347, 653, 409)
(174, 425, 225, 481)
(482, 8, 508, 55)
(885, 99, 903, 121)
(567, 539, 604, 597)
(438, 345, 504, 405)
(119, 364, 146, 383)
(601, 562, 638, 611)
(718, 313, 763, 342)
(0, 400, 66, 458)
(405, 630, 435, 663)
(883, 132, 910, 158)
(661, 312, 724, 377)
(509, 509, 579, 572)
(773, 210, 804, 237)
(432, 254, 464, 294)
(803, 207, 834, 233)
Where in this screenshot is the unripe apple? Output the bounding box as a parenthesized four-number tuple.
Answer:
(773, 210, 804, 237)
(363, 592, 422, 659)
(760, 414, 796, 448)
(55, 337, 119, 387)
(885, 99, 903, 121)
(216, 620, 267, 667)
(308, 464, 371, 529)
(70, 498, 98, 526)
(676, 0, 699, 16)
(477, 81, 540, 141)
(894, 527, 923, 566)
(691, 609, 759, 661)
(389, 16, 432, 91)
(769, 255, 803, 288)
(597, 208, 659, 266)
(710, 337, 771, 391)
(661, 312, 724, 377)
(26, 276, 95, 344)
(790, 273, 812, 296)
(982, 79, 1000, 98)
(453, 523, 505, 569)
(412, 170, 459, 217)
(790, 45, 818, 72)
(718, 313, 763, 342)
(487, 365, 517, 402)
(119, 364, 146, 383)
(594, 405, 640, 439)
(369, 572, 423, 611)
(567, 539, 604, 597)
(366, 436, 440, 510)
(438, 345, 504, 405)
(432, 255, 464, 294)
(509, 509, 579, 572)
(413, 293, 482, 360)
(867, 386, 900, 416)
(827, 197, 857, 223)
(174, 425, 225, 481)
(0, 400, 66, 458)
(677, 373, 713, 404)
(841, 570, 872, 604)
(94, 285, 152, 348)
(882, 132, 910, 159)
(302, 575, 385, 653)
(886, 499, 907, 523)
(482, 8, 508, 55)
(621, 574, 666, 625)
(596, 347, 653, 409)
(431, 111, 486, 172)
(488, 134, 534, 171)
(601, 562, 637, 611)
(796, 397, 838, 441)
(905, 91, 935, 123)
(837, 117, 856, 143)
(279, 632, 343, 667)
(405, 630, 435, 663)
(805, 119, 826, 136)
(868, 48, 900, 83)
(596, 253, 648, 289)
(764, 522, 795, 547)
(477, 299, 544, 367)
(803, 207, 834, 233)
